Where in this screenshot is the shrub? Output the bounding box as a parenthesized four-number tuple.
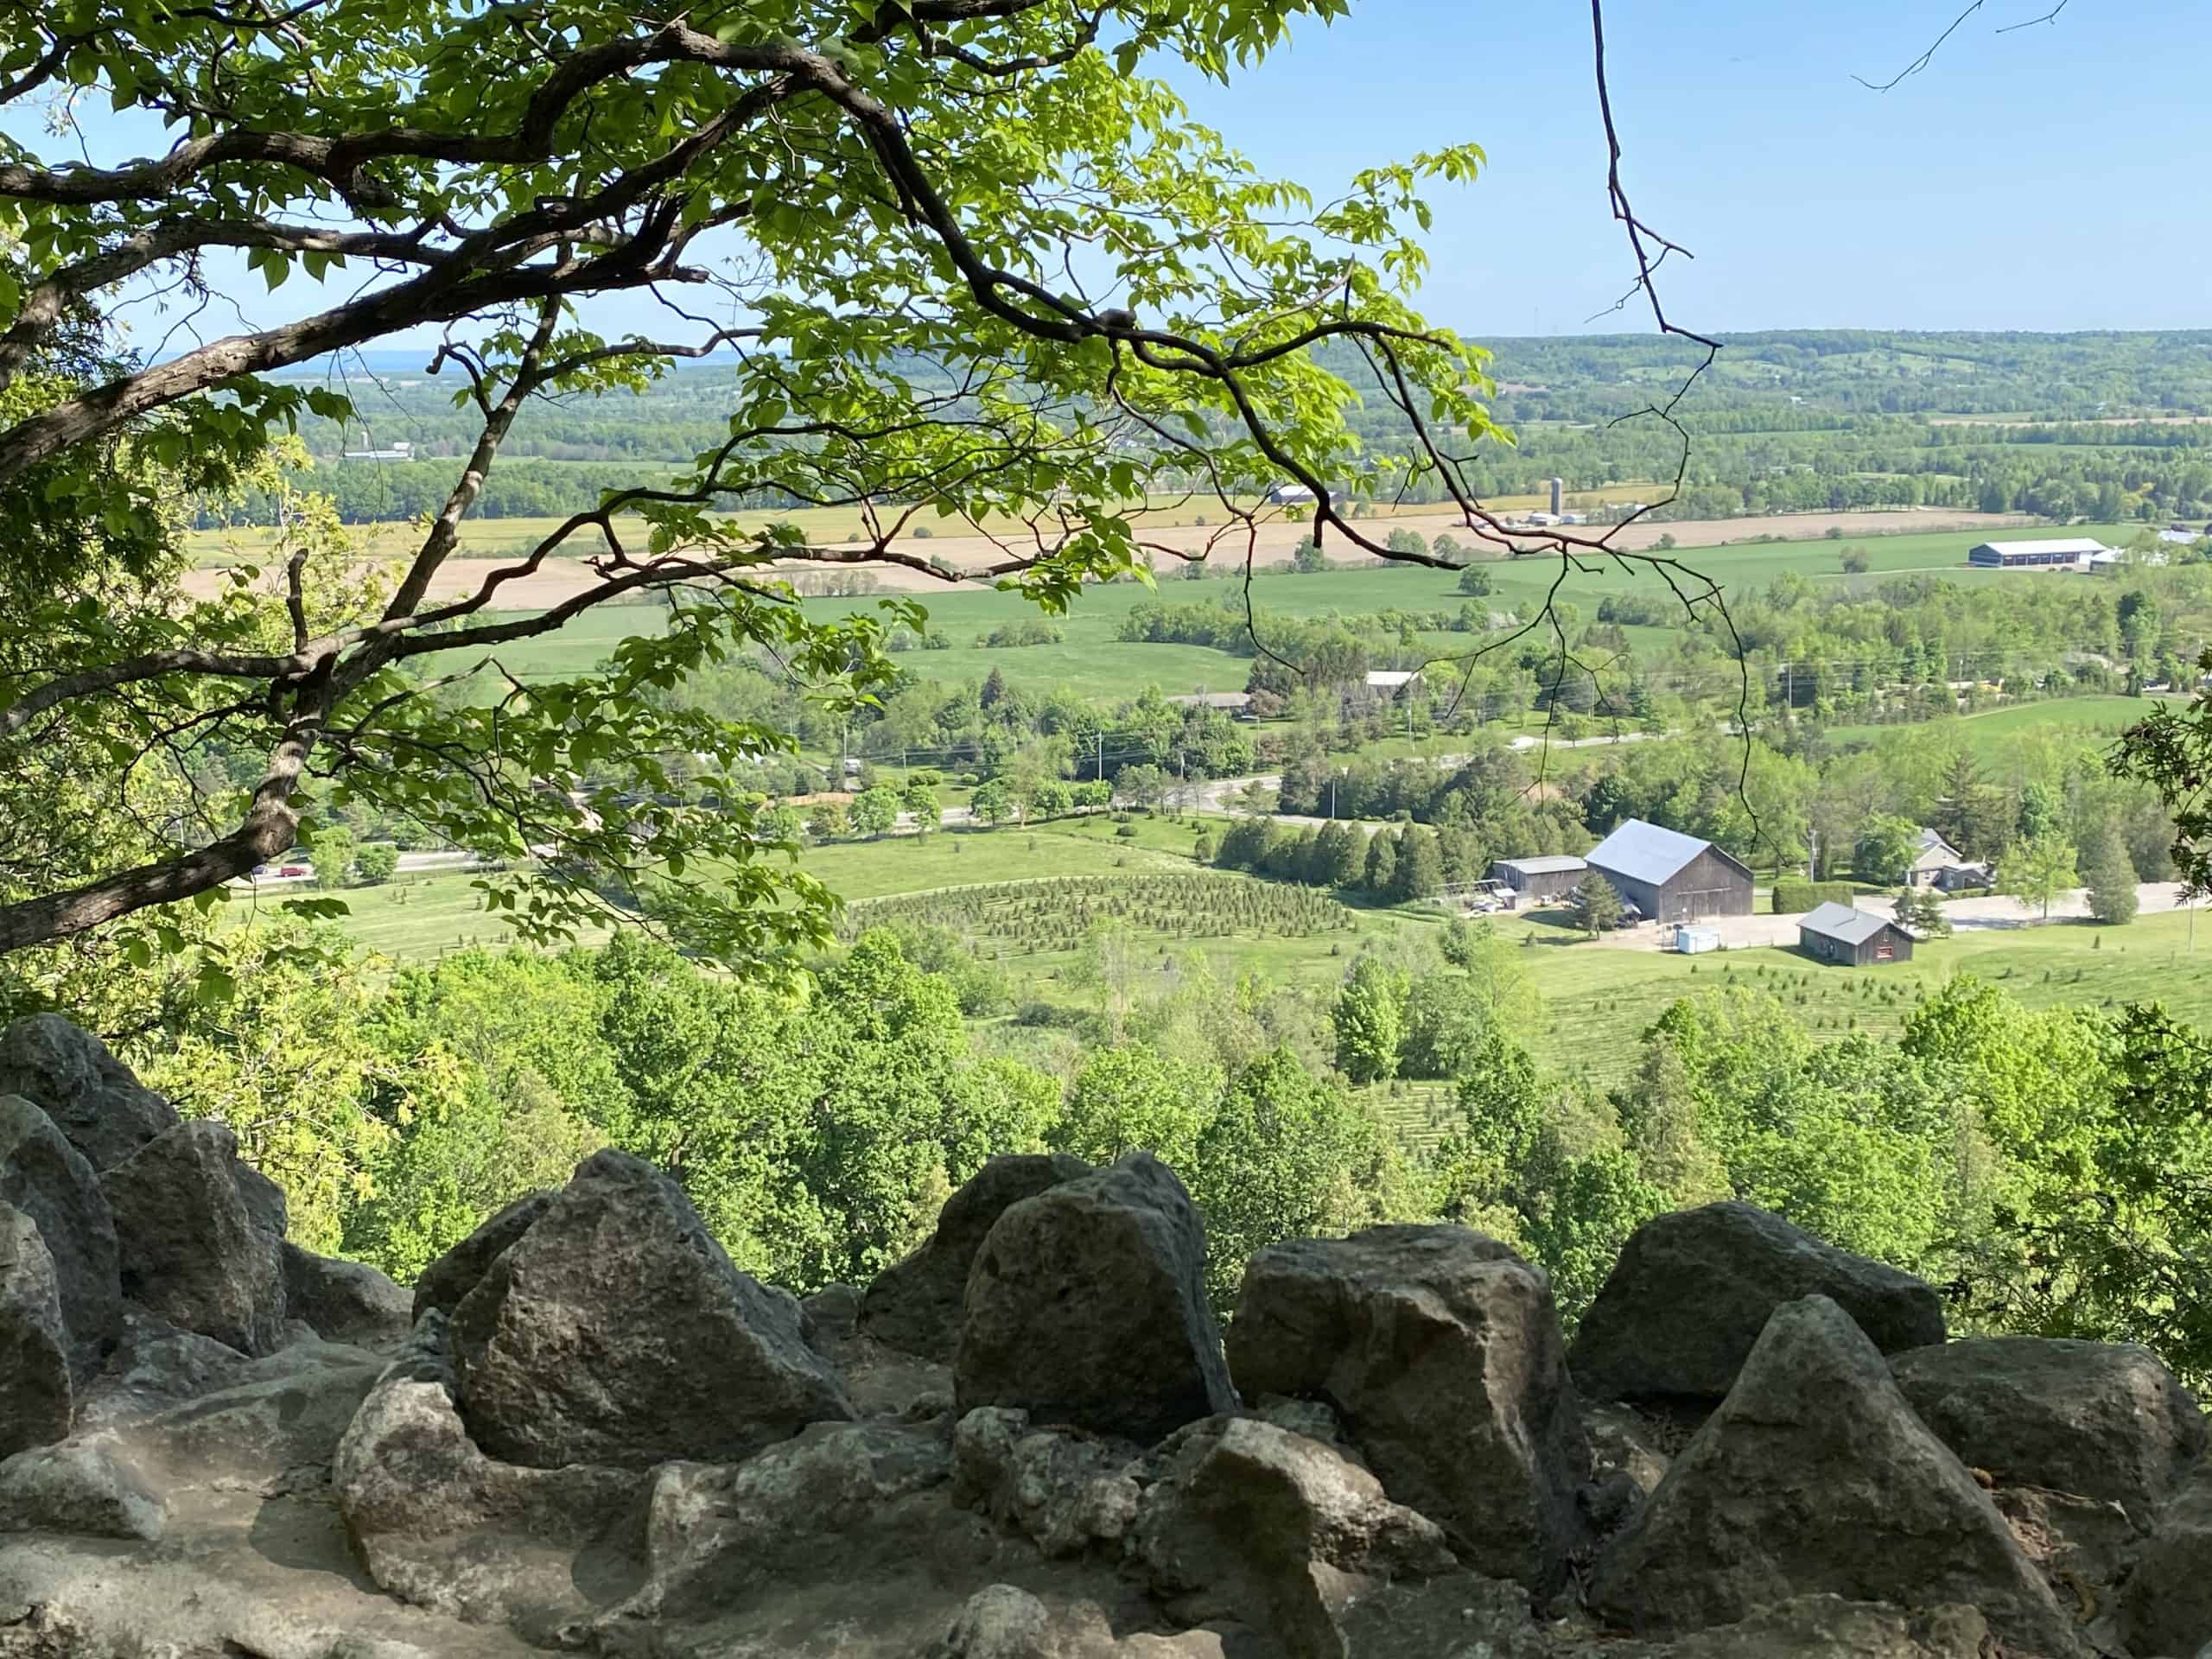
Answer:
(1115, 823, 1139, 838)
(1773, 880, 1855, 913)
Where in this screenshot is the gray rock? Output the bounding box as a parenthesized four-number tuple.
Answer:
(70, 1309, 252, 1430)
(408, 1189, 552, 1325)
(613, 1421, 953, 1623)
(283, 1243, 412, 1351)
(1226, 1224, 1586, 1592)
(800, 1281, 861, 1349)
(1662, 1596, 1993, 1659)
(232, 1157, 289, 1242)
(0, 1205, 69, 1459)
(450, 1149, 852, 1470)
(334, 1313, 646, 1624)
(118, 1354, 382, 1494)
(862, 1154, 1091, 1360)
(0, 1438, 162, 1541)
(952, 1406, 1143, 1559)
(1567, 1201, 1947, 1408)
(955, 1154, 1232, 1444)
(1588, 1295, 2077, 1656)
(1136, 1415, 1456, 1659)
(1889, 1336, 2204, 1517)
(931, 1586, 1128, 1659)
(99, 1120, 285, 1356)
(2122, 1452, 2212, 1657)
(0, 1096, 119, 1376)
(0, 1016, 177, 1173)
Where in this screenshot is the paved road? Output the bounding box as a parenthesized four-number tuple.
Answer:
(1575, 882, 2194, 952)
(235, 849, 482, 888)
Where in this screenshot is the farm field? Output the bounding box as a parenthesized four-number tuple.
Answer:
(1823, 695, 2169, 764)
(396, 521, 2142, 706)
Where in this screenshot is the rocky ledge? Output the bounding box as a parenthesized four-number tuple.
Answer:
(0, 1014, 2206, 1658)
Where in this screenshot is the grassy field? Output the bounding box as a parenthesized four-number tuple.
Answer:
(406, 522, 2142, 707)
(1822, 695, 2164, 764)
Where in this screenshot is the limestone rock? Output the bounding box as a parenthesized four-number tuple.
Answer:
(0, 1016, 177, 1173)
(1226, 1224, 1585, 1592)
(799, 1281, 860, 1349)
(282, 1243, 412, 1351)
(408, 1189, 552, 1325)
(952, 1406, 1143, 1559)
(1587, 1294, 2077, 1656)
(955, 1154, 1233, 1444)
(862, 1154, 1091, 1360)
(449, 1149, 852, 1469)
(0, 1206, 69, 1459)
(2121, 1452, 2212, 1657)
(0, 1096, 119, 1376)
(1567, 1201, 1946, 1408)
(613, 1421, 954, 1624)
(0, 1439, 162, 1541)
(334, 1313, 646, 1625)
(1136, 1415, 1455, 1659)
(99, 1120, 286, 1357)
(1889, 1335, 2204, 1517)
(232, 1158, 289, 1242)
(1662, 1596, 1993, 1659)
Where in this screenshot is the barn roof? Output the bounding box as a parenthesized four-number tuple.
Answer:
(1496, 855, 1588, 876)
(1799, 901, 1896, 946)
(1972, 537, 2111, 557)
(1586, 819, 1724, 887)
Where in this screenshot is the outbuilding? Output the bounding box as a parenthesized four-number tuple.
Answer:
(1489, 854, 1588, 904)
(1966, 537, 2113, 569)
(1583, 819, 1754, 922)
(1798, 901, 1915, 967)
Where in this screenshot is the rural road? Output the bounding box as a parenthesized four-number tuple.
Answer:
(237, 849, 481, 888)
(1581, 883, 2195, 951)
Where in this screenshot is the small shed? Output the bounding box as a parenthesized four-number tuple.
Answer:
(1489, 855, 1588, 904)
(1798, 901, 1914, 967)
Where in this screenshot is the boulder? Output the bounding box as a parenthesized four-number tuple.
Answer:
(409, 1189, 552, 1325)
(119, 1352, 383, 1494)
(1662, 1597, 1993, 1659)
(0, 1438, 163, 1541)
(0, 1096, 120, 1376)
(283, 1243, 412, 1351)
(0, 1204, 70, 1459)
(449, 1149, 852, 1469)
(1135, 1415, 1456, 1659)
(99, 1120, 286, 1356)
(2121, 1452, 2212, 1657)
(955, 1154, 1233, 1444)
(1587, 1295, 2077, 1657)
(232, 1158, 289, 1242)
(611, 1421, 953, 1623)
(799, 1281, 861, 1350)
(952, 1406, 1143, 1559)
(0, 1015, 178, 1173)
(1888, 1336, 2204, 1517)
(334, 1313, 646, 1625)
(1567, 1201, 1946, 1408)
(1226, 1224, 1586, 1592)
(70, 1309, 253, 1430)
(861, 1154, 1091, 1360)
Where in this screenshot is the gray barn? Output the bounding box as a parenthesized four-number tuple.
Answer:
(1489, 855, 1588, 904)
(1798, 901, 1915, 967)
(1584, 820, 1754, 922)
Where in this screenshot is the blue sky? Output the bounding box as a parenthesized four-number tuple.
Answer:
(1182, 0, 2212, 334)
(33, 1, 2211, 346)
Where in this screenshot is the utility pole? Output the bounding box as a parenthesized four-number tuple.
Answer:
(1096, 731, 1104, 780)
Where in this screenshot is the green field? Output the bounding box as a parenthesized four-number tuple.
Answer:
(1824, 695, 2167, 765)
(412, 521, 2141, 707)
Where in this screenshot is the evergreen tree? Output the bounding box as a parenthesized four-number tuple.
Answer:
(1570, 874, 1624, 937)
(2081, 828, 2140, 925)
(1363, 831, 1398, 898)
(1313, 822, 1363, 889)
(1389, 826, 1446, 903)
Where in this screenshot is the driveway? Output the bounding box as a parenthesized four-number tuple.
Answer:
(1567, 882, 2194, 951)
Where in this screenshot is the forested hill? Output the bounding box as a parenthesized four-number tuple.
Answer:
(246, 330, 2212, 527)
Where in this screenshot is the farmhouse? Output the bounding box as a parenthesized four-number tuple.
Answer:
(1363, 670, 1421, 692)
(1489, 854, 1588, 904)
(1904, 826, 1967, 888)
(1798, 901, 1915, 967)
(1166, 691, 1252, 713)
(1583, 820, 1754, 923)
(1966, 537, 2113, 570)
